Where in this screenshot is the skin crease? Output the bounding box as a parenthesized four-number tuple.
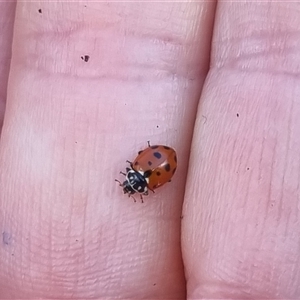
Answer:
(0, 1, 16, 130)
(0, 1, 300, 299)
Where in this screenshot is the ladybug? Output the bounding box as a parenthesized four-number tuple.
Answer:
(116, 142, 177, 202)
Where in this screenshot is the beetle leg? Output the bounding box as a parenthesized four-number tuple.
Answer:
(126, 160, 133, 167)
(140, 194, 144, 203)
(147, 140, 151, 147)
(120, 171, 126, 176)
(143, 170, 152, 178)
(129, 194, 137, 203)
(115, 179, 122, 186)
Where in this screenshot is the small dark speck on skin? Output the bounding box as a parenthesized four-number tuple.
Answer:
(38, 8, 42, 13)
(76, 239, 79, 242)
(81, 55, 90, 62)
(247, 167, 250, 170)
(2, 232, 12, 245)
(237, 113, 239, 117)
(156, 125, 159, 128)
(153, 283, 156, 286)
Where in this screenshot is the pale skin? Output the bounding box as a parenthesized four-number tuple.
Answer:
(0, 1, 299, 298)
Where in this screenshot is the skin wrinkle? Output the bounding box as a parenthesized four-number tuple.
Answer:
(276, 100, 292, 237)
(14, 3, 203, 82)
(213, 3, 300, 76)
(0, 2, 16, 130)
(18, 37, 202, 82)
(184, 63, 296, 297)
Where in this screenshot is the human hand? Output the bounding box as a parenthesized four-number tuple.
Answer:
(0, 1, 299, 298)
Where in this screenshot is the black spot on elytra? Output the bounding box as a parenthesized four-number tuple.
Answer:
(172, 167, 177, 175)
(174, 155, 177, 163)
(148, 161, 152, 166)
(153, 152, 161, 159)
(81, 55, 90, 62)
(164, 163, 171, 172)
(38, 8, 42, 13)
(163, 146, 170, 150)
(150, 145, 159, 149)
(156, 171, 161, 176)
(144, 170, 152, 178)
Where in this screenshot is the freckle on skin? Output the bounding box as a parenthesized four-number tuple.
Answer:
(2, 232, 12, 245)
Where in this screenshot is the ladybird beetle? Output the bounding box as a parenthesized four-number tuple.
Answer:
(116, 142, 177, 202)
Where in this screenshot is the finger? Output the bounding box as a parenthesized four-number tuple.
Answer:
(0, 1, 215, 298)
(0, 1, 16, 131)
(183, 1, 300, 298)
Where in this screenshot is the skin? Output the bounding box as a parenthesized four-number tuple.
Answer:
(0, 1, 300, 298)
